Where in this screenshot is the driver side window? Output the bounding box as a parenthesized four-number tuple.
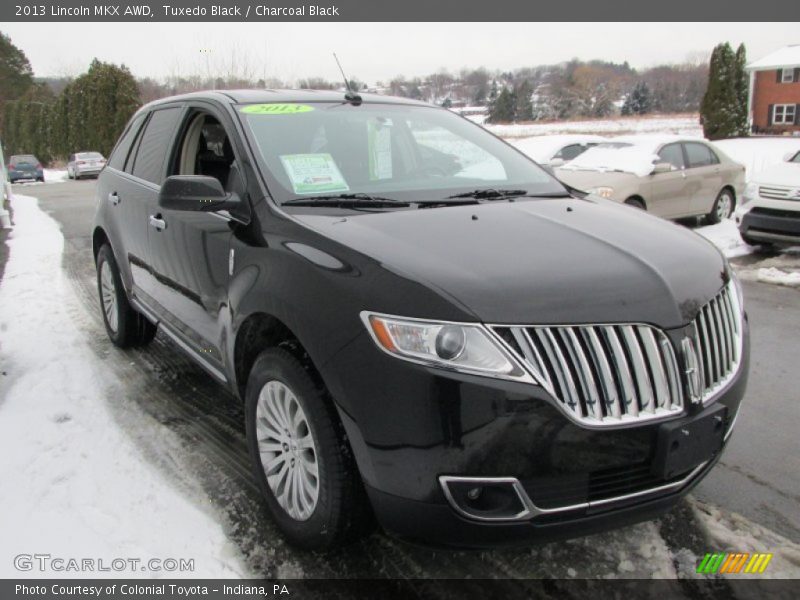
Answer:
(171, 112, 238, 191)
(657, 143, 685, 171)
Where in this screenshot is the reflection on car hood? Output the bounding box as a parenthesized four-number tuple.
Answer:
(293, 197, 728, 329)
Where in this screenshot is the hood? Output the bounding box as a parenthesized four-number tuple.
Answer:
(554, 169, 638, 195)
(293, 197, 728, 329)
(752, 162, 800, 188)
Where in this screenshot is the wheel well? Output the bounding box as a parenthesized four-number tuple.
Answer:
(233, 313, 322, 399)
(92, 227, 109, 263)
(625, 195, 647, 209)
(722, 185, 736, 201)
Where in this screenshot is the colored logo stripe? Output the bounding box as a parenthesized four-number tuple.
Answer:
(697, 552, 772, 574)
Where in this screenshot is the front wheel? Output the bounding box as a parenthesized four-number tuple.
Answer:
(96, 244, 157, 348)
(245, 348, 371, 549)
(708, 189, 735, 224)
(624, 197, 646, 210)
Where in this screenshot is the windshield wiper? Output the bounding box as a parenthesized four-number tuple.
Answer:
(447, 188, 572, 201)
(283, 193, 411, 208)
(447, 188, 529, 200)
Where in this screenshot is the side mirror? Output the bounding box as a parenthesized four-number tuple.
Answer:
(549, 157, 566, 168)
(652, 162, 673, 174)
(539, 164, 556, 177)
(159, 175, 239, 212)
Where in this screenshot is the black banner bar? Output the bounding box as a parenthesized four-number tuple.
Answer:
(0, 0, 791, 22)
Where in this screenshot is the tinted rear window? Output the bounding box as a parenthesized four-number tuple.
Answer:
(77, 152, 103, 160)
(107, 114, 146, 171)
(684, 143, 718, 168)
(131, 107, 181, 184)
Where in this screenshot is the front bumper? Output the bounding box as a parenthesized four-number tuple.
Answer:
(738, 206, 800, 245)
(325, 318, 749, 547)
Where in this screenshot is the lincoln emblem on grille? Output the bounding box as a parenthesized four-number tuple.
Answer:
(682, 337, 703, 404)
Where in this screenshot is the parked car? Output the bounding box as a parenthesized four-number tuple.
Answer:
(68, 151, 107, 179)
(7, 154, 44, 183)
(736, 148, 800, 247)
(93, 91, 748, 550)
(511, 134, 606, 167)
(556, 136, 746, 223)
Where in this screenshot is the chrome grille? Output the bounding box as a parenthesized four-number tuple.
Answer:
(493, 323, 684, 427)
(691, 282, 743, 403)
(759, 185, 800, 201)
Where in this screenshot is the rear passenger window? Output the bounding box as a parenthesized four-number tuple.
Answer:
(131, 107, 181, 184)
(684, 143, 718, 168)
(107, 114, 145, 172)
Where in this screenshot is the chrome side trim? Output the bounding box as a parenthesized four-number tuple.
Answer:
(439, 461, 709, 522)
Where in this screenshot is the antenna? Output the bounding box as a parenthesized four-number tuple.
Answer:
(333, 52, 362, 104)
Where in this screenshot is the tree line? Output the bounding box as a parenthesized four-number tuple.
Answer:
(1, 51, 139, 163)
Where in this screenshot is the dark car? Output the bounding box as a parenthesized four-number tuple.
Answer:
(92, 90, 749, 550)
(8, 154, 44, 183)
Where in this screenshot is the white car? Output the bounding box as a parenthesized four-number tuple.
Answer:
(67, 151, 106, 179)
(736, 149, 800, 248)
(510, 134, 606, 167)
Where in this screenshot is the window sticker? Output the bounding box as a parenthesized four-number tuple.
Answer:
(240, 104, 314, 115)
(280, 153, 350, 194)
(368, 118, 393, 180)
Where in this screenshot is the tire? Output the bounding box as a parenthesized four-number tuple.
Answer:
(707, 189, 735, 225)
(36, 177, 44, 183)
(245, 348, 371, 550)
(625, 197, 646, 210)
(96, 244, 157, 348)
(67, 169, 73, 180)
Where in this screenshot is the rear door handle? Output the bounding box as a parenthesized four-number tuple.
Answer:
(108, 192, 120, 205)
(149, 214, 167, 231)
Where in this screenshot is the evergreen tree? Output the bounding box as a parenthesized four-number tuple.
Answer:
(514, 80, 534, 122)
(487, 87, 516, 123)
(0, 31, 35, 134)
(733, 43, 749, 136)
(621, 81, 653, 116)
(701, 43, 739, 140)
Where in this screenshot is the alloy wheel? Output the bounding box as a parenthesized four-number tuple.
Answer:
(100, 261, 118, 333)
(716, 192, 733, 220)
(256, 380, 320, 521)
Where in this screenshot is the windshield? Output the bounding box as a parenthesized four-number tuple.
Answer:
(238, 102, 565, 205)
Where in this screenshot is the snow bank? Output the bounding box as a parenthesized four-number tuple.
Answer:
(715, 138, 800, 181)
(487, 114, 703, 139)
(695, 219, 754, 259)
(0, 194, 248, 578)
(756, 267, 800, 287)
(690, 498, 800, 579)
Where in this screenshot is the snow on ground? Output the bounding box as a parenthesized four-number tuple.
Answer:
(0, 194, 248, 578)
(755, 267, 800, 287)
(715, 137, 800, 180)
(695, 219, 754, 259)
(690, 498, 800, 579)
(486, 114, 703, 139)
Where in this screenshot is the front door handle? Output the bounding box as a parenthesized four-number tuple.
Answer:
(108, 192, 120, 205)
(149, 214, 167, 231)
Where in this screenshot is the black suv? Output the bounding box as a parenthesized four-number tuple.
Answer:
(93, 90, 749, 549)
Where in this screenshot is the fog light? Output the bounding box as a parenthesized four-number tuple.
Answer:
(467, 487, 482, 500)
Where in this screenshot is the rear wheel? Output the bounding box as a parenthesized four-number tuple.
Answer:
(96, 244, 157, 348)
(625, 197, 646, 210)
(245, 348, 371, 549)
(708, 189, 734, 224)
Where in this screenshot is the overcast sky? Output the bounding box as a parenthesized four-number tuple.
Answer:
(3, 22, 798, 83)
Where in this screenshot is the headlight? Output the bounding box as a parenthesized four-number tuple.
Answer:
(742, 182, 758, 205)
(361, 312, 531, 381)
(588, 186, 614, 199)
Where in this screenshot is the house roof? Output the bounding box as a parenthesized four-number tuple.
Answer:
(747, 45, 800, 71)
